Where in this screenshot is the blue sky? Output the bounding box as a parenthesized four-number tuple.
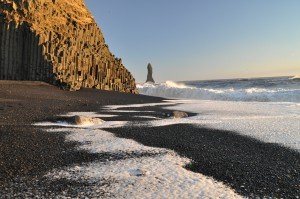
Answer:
(85, 0, 300, 82)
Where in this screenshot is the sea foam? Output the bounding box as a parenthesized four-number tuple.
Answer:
(137, 78, 300, 102)
(38, 111, 242, 198)
(104, 100, 300, 151)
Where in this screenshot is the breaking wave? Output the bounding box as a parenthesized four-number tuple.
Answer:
(290, 75, 300, 80)
(137, 80, 300, 102)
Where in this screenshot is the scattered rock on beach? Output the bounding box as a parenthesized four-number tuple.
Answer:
(129, 168, 148, 177)
(163, 111, 189, 118)
(71, 115, 104, 125)
(173, 111, 189, 118)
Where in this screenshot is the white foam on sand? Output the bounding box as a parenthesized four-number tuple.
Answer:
(171, 100, 300, 151)
(37, 98, 299, 197)
(104, 99, 300, 151)
(39, 112, 242, 198)
(103, 102, 177, 110)
(133, 115, 160, 119)
(60, 112, 117, 118)
(103, 109, 155, 113)
(35, 120, 128, 128)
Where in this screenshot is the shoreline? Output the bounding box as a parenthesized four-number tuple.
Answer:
(0, 81, 299, 198)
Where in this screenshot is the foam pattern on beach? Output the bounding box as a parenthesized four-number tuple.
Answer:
(35, 98, 299, 197)
(169, 100, 300, 151)
(104, 100, 300, 151)
(39, 113, 242, 198)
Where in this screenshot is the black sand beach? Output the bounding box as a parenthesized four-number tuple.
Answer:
(0, 81, 163, 197)
(0, 81, 299, 198)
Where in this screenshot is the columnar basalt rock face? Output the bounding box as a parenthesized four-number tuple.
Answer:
(0, 0, 138, 93)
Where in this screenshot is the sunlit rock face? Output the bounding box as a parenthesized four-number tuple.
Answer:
(0, 0, 138, 93)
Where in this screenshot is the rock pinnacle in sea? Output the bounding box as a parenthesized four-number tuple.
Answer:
(146, 63, 155, 83)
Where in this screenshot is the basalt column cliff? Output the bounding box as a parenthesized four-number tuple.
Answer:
(0, 0, 138, 93)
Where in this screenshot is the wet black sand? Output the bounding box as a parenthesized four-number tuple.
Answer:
(0, 81, 299, 198)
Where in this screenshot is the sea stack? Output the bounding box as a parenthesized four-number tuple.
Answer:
(0, 0, 138, 93)
(146, 63, 155, 83)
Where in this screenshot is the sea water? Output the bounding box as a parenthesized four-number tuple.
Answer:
(137, 76, 300, 102)
(138, 76, 300, 151)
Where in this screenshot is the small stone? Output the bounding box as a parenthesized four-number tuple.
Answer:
(172, 111, 188, 118)
(162, 111, 189, 118)
(71, 115, 104, 125)
(129, 168, 148, 177)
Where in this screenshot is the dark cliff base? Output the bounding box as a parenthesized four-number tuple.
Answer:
(0, 81, 299, 198)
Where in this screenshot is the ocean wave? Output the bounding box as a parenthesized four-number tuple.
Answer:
(137, 81, 300, 102)
(290, 75, 300, 80)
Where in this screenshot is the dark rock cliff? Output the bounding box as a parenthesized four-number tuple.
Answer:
(0, 0, 138, 93)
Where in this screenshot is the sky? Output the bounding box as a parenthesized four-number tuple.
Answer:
(85, 0, 300, 82)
